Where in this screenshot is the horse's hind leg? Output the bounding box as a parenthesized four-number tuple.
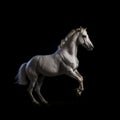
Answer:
(27, 71, 39, 104)
(35, 76, 48, 104)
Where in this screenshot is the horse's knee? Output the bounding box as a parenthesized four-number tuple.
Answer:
(79, 76, 83, 82)
(35, 85, 40, 93)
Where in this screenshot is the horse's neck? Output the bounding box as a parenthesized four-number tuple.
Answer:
(65, 40, 78, 57)
(57, 32, 79, 57)
(65, 31, 79, 57)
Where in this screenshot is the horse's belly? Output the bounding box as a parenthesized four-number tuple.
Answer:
(38, 56, 62, 76)
(39, 68, 61, 76)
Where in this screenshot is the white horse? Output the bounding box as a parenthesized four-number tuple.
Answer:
(16, 27, 94, 104)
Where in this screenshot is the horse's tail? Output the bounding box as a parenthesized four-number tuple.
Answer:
(15, 63, 28, 85)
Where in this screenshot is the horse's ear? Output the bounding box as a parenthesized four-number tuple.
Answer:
(80, 26, 82, 30)
(78, 26, 83, 32)
(85, 27, 87, 30)
(76, 26, 82, 32)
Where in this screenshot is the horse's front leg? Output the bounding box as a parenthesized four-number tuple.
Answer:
(74, 70, 84, 91)
(66, 68, 84, 96)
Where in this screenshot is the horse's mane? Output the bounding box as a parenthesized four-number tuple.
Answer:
(59, 29, 76, 48)
(59, 27, 84, 48)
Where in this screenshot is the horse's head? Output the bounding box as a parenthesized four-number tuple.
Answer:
(77, 27, 94, 51)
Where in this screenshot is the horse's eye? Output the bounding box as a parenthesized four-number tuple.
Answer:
(82, 35, 86, 38)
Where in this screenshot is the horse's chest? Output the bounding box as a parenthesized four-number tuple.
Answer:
(70, 57, 79, 69)
(63, 54, 79, 69)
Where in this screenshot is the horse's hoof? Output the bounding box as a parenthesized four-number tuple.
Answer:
(41, 99, 48, 104)
(44, 101, 48, 104)
(32, 100, 40, 105)
(77, 91, 82, 96)
(75, 88, 82, 96)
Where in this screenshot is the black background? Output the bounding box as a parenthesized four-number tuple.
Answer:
(2, 1, 118, 119)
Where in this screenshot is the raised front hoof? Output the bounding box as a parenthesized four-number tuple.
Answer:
(74, 88, 83, 96)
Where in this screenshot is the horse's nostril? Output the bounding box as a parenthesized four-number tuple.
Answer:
(91, 46, 93, 49)
(90, 45, 94, 50)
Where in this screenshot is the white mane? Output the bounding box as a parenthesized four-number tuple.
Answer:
(59, 27, 86, 48)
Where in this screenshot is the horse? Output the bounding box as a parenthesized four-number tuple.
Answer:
(16, 26, 94, 105)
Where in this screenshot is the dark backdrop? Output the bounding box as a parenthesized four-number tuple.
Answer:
(2, 2, 117, 119)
